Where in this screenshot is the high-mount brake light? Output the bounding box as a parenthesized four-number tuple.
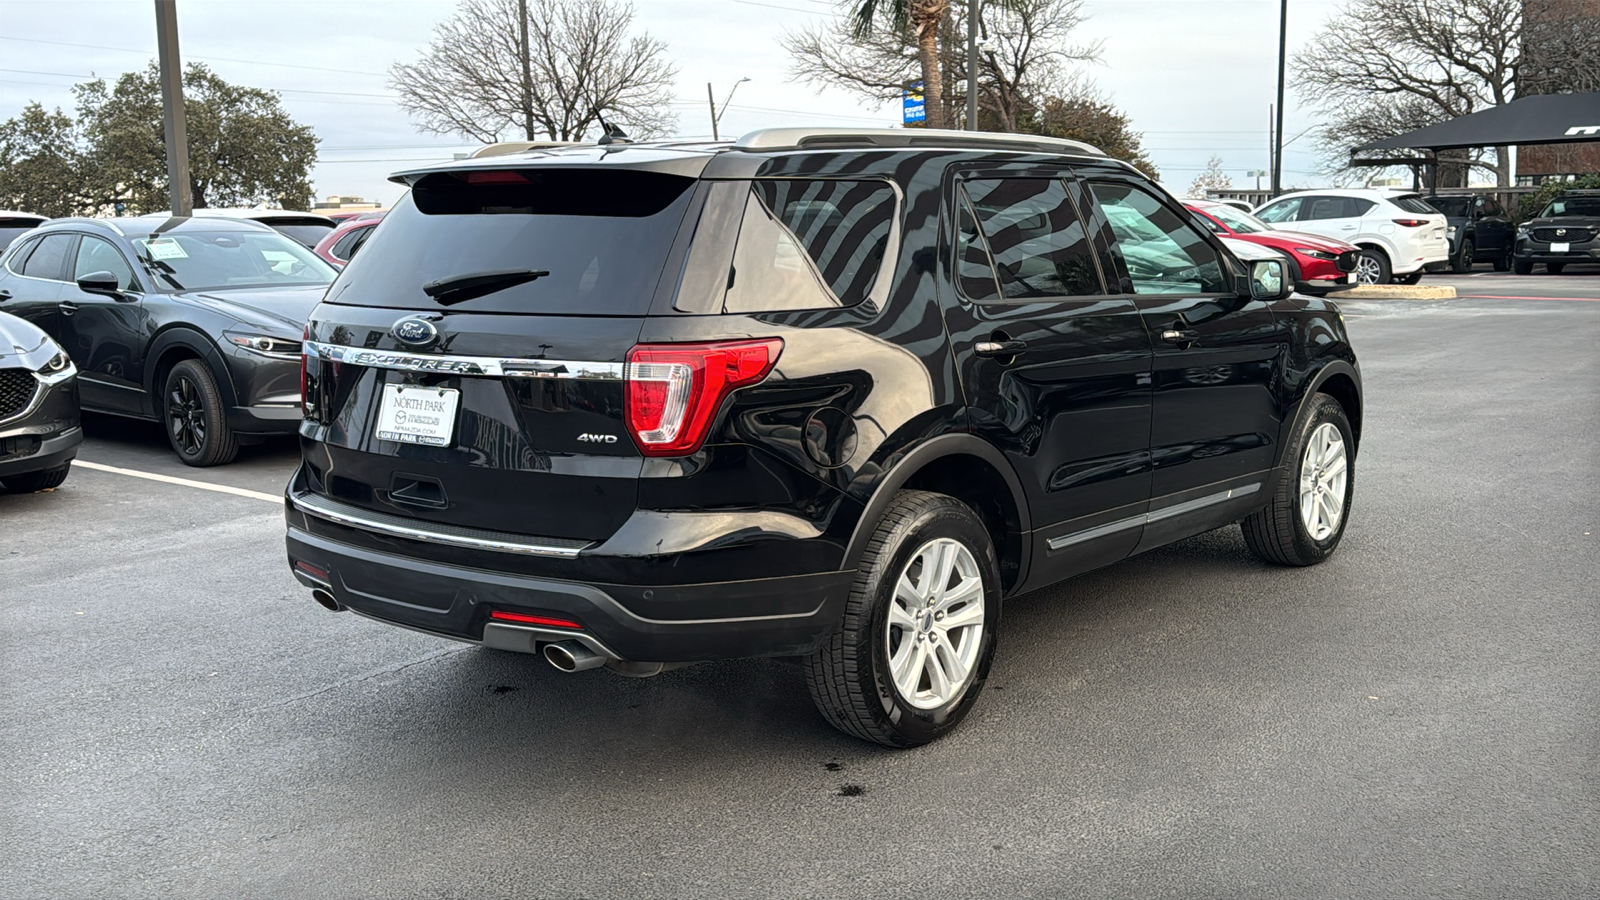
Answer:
(1392, 219, 1429, 227)
(625, 339, 783, 457)
(461, 170, 530, 185)
(489, 611, 584, 629)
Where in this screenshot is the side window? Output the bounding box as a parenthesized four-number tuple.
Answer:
(954, 188, 1001, 302)
(20, 234, 75, 281)
(961, 177, 1103, 299)
(347, 225, 375, 260)
(1089, 181, 1226, 295)
(1349, 198, 1376, 217)
(1482, 198, 1503, 217)
(1192, 211, 1227, 235)
(1304, 196, 1351, 220)
(724, 179, 895, 313)
(330, 228, 363, 261)
(4, 236, 41, 274)
(1255, 198, 1301, 224)
(74, 236, 137, 290)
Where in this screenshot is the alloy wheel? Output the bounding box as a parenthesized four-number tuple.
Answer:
(885, 537, 986, 710)
(1298, 422, 1348, 541)
(168, 375, 207, 456)
(1354, 254, 1383, 285)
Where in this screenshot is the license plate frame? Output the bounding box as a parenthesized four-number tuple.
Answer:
(375, 383, 460, 447)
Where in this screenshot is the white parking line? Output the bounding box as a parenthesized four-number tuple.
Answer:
(74, 460, 283, 504)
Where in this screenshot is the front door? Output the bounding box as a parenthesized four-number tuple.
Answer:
(940, 171, 1154, 591)
(1084, 177, 1289, 553)
(61, 235, 148, 414)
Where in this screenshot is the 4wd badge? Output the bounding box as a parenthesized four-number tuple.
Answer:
(578, 433, 618, 443)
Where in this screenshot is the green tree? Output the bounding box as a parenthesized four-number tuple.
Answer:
(1021, 94, 1158, 180)
(850, 0, 952, 129)
(73, 62, 319, 212)
(0, 103, 102, 217)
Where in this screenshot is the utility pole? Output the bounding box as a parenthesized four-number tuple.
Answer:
(518, 0, 534, 140)
(1272, 0, 1287, 197)
(966, 0, 979, 131)
(154, 0, 191, 215)
(708, 83, 719, 141)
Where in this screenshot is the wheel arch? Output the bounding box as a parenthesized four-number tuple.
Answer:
(1303, 361, 1363, 453)
(844, 434, 1032, 594)
(143, 326, 239, 418)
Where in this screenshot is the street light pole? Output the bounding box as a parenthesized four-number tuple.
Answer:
(709, 78, 750, 142)
(154, 0, 191, 215)
(1272, 0, 1287, 198)
(966, 0, 979, 131)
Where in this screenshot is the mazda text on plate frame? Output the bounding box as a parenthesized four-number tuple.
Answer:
(285, 128, 1362, 747)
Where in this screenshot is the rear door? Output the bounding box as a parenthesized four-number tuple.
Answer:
(301, 167, 701, 543)
(1084, 177, 1288, 552)
(1300, 195, 1367, 241)
(939, 168, 1154, 590)
(61, 235, 148, 413)
(1, 233, 75, 338)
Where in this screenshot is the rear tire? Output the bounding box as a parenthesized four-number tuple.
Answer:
(1547, 262, 1566, 275)
(804, 490, 1001, 747)
(1513, 258, 1533, 275)
(1, 462, 71, 493)
(1242, 394, 1354, 567)
(1395, 270, 1424, 285)
(163, 359, 238, 467)
(1354, 249, 1389, 285)
(1451, 238, 1474, 273)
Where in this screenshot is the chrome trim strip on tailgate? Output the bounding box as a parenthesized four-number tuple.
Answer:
(290, 491, 592, 558)
(303, 341, 624, 380)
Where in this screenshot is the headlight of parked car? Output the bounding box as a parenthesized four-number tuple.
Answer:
(1516, 225, 1531, 238)
(35, 350, 76, 385)
(226, 332, 303, 361)
(1447, 225, 1458, 235)
(1293, 247, 1338, 260)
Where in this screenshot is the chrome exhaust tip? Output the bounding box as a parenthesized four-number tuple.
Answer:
(543, 640, 606, 672)
(310, 588, 343, 612)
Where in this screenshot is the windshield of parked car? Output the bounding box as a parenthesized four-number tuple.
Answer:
(1540, 196, 1600, 218)
(1203, 204, 1271, 234)
(1426, 197, 1473, 217)
(130, 230, 337, 291)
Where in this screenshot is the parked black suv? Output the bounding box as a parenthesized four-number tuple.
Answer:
(1514, 189, 1600, 274)
(1424, 193, 1514, 273)
(286, 128, 1362, 747)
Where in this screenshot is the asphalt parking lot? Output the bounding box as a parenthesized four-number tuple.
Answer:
(3, 269, 1596, 899)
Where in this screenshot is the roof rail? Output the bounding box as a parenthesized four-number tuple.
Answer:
(733, 127, 1105, 157)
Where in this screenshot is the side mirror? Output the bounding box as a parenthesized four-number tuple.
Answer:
(76, 271, 125, 297)
(1249, 258, 1290, 301)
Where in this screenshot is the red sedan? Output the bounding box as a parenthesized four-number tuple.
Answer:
(312, 210, 386, 267)
(1185, 200, 1359, 295)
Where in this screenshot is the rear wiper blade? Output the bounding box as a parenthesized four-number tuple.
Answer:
(421, 268, 549, 305)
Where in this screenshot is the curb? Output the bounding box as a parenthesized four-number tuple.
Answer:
(1336, 285, 1458, 300)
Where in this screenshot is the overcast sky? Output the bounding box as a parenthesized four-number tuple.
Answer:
(0, 0, 1348, 206)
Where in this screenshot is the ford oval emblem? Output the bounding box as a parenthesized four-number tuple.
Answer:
(391, 316, 439, 347)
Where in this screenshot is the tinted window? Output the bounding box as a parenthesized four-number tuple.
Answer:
(326, 169, 695, 315)
(1482, 198, 1504, 216)
(1255, 198, 1301, 223)
(1390, 196, 1437, 215)
(21, 233, 75, 281)
(962, 177, 1102, 299)
(330, 227, 365, 261)
(74, 236, 137, 290)
(346, 225, 375, 259)
(0, 223, 41, 252)
(4, 236, 40, 272)
(270, 222, 336, 248)
(1304, 196, 1355, 220)
(1090, 182, 1225, 294)
(131, 230, 335, 292)
(1426, 197, 1473, 217)
(954, 190, 1001, 302)
(724, 179, 895, 312)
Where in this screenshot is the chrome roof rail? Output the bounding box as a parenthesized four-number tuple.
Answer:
(733, 127, 1105, 157)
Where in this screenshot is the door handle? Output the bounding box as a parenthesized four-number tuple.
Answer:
(1161, 329, 1199, 344)
(974, 339, 1027, 358)
(59, 301, 79, 316)
(0, 289, 11, 301)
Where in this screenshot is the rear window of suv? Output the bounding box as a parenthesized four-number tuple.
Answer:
(323, 168, 697, 315)
(1390, 195, 1439, 215)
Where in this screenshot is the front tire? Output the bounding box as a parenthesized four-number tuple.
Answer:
(1451, 238, 1474, 273)
(1493, 246, 1511, 272)
(1, 462, 72, 493)
(1242, 394, 1354, 566)
(164, 359, 238, 467)
(805, 490, 1001, 747)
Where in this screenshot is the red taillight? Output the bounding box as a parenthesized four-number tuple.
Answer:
(489, 610, 583, 628)
(1393, 219, 1428, 227)
(624, 339, 783, 457)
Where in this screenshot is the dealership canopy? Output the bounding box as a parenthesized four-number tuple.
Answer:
(1357, 92, 1600, 152)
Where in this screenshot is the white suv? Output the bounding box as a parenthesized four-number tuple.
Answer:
(1254, 189, 1448, 284)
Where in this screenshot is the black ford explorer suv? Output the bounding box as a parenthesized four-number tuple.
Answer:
(286, 128, 1362, 747)
(1514, 189, 1600, 274)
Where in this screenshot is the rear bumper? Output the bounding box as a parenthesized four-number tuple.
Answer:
(286, 524, 854, 662)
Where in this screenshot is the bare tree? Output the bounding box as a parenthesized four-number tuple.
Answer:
(1187, 156, 1233, 199)
(784, 0, 1101, 131)
(1522, 0, 1600, 94)
(391, 0, 677, 144)
(1294, 0, 1600, 187)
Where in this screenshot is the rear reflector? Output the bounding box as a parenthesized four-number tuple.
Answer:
(294, 561, 329, 581)
(625, 339, 782, 457)
(489, 611, 584, 629)
(1392, 219, 1428, 227)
